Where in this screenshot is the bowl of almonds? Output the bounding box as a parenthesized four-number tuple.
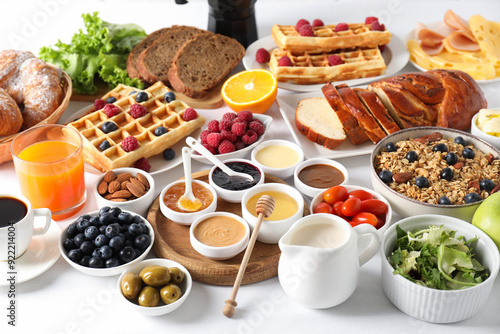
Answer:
(93, 167, 155, 217)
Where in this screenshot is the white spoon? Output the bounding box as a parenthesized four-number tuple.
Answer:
(185, 136, 254, 181)
(177, 146, 202, 211)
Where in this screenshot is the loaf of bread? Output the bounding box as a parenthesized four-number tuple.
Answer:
(354, 89, 400, 135)
(0, 88, 22, 136)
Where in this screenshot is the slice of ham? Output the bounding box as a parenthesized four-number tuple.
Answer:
(416, 22, 445, 56)
(444, 9, 471, 33)
(420, 39, 444, 56)
(418, 28, 445, 44)
(447, 30, 480, 52)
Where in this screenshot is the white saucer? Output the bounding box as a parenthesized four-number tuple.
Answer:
(0, 221, 61, 285)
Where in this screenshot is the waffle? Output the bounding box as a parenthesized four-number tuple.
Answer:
(68, 82, 205, 172)
(271, 23, 392, 53)
(268, 47, 387, 84)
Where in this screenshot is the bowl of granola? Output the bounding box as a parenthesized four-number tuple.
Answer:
(370, 127, 500, 222)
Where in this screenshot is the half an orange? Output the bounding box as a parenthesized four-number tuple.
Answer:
(221, 69, 278, 114)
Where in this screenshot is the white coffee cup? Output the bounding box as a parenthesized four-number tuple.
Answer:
(278, 213, 380, 309)
(0, 194, 52, 261)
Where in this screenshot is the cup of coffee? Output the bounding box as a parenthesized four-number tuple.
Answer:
(0, 194, 52, 261)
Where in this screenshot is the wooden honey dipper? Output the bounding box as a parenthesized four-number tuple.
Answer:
(223, 195, 275, 318)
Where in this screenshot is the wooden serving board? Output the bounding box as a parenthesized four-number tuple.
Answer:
(146, 170, 310, 286)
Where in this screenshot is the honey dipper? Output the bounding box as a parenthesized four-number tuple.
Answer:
(223, 195, 275, 318)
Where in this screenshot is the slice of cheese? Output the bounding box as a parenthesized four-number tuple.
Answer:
(469, 15, 500, 65)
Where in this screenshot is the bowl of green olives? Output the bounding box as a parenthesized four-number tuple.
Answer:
(117, 258, 192, 316)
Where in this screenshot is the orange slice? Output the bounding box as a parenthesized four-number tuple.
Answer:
(221, 69, 278, 114)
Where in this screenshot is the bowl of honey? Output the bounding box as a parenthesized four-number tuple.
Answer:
(241, 183, 304, 244)
(159, 180, 217, 225)
(294, 158, 349, 198)
(251, 139, 304, 179)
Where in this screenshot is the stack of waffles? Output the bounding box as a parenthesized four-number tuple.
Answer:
(68, 82, 205, 172)
(269, 22, 392, 84)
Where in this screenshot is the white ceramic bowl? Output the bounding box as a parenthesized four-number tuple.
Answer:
(190, 212, 250, 260)
(241, 183, 304, 244)
(250, 139, 304, 179)
(381, 214, 500, 323)
(371, 126, 500, 222)
(117, 258, 192, 316)
(93, 167, 155, 217)
(294, 158, 349, 198)
(471, 110, 500, 150)
(209, 158, 264, 203)
(310, 184, 392, 237)
(191, 113, 272, 164)
(159, 180, 217, 225)
(59, 209, 154, 276)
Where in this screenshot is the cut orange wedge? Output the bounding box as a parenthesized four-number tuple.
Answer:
(221, 69, 278, 114)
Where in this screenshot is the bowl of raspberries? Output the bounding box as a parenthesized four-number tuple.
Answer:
(191, 110, 272, 165)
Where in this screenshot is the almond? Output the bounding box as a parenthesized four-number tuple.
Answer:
(468, 181, 480, 192)
(98, 181, 108, 195)
(103, 171, 116, 183)
(413, 132, 443, 144)
(130, 177, 146, 191)
(108, 180, 121, 194)
(393, 172, 413, 183)
(136, 173, 149, 188)
(127, 182, 146, 198)
(486, 153, 495, 164)
(121, 181, 130, 190)
(492, 184, 500, 194)
(116, 172, 133, 183)
(110, 198, 127, 202)
(112, 190, 132, 199)
(453, 162, 464, 169)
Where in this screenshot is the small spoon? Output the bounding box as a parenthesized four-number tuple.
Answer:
(185, 136, 254, 181)
(177, 146, 202, 211)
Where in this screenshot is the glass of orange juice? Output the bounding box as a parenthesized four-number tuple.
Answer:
(11, 124, 86, 221)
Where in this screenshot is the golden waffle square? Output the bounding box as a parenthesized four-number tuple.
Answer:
(268, 47, 387, 85)
(271, 23, 391, 53)
(68, 82, 205, 172)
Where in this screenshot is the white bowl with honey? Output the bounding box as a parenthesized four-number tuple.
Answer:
(241, 183, 304, 244)
(293, 158, 349, 198)
(251, 139, 304, 180)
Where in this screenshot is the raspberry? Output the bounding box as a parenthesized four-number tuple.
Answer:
(235, 110, 254, 123)
(121, 136, 139, 152)
(328, 55, 343, 66)
(206, 132, 223, 148)
(231, 121, 247, 136)
(295, 19, 310, 31)
(334, 22, 348, 32)
(129, 103, 148, 119)
(370, 21, 385, 31)
(218, 140, 235, 154)
(222, 112, 238, 122)
(365, 16, 379, 24)
(298, 24, 313, 37)
(221, 129, 237, 143)
(202, 143, 217, 155)
(219, 119, 233, 131)
(207, 120, 220, 133)
(278, 56, 292, 67)
(94, 99, 106, 110)
(103, 104, 120, 118)
(133, 157, 151, 172)
(234, 140, 246, 151)
(249, 120, 265, 136)
(255, 48, 270, 64)
(379, 44, 386, 52)
(182, 107, 198, 121)
(200, 130, 211, 144)
(312, 19, 324, 27)
(242, 130, 258, 146)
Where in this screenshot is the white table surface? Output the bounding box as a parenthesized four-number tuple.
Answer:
(1, 1, 500, 333)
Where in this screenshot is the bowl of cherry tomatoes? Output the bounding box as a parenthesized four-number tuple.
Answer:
(311, 185, 392, 237)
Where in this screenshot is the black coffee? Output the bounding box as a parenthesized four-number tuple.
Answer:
(0, 197, 28, 228)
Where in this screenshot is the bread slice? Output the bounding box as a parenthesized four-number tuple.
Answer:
(295, 97, 346, 150)
(355, 88, 401, 134)
(321, 83, 369, 145)
(136, 26, 208, 85)
(168, 33, 245, 98)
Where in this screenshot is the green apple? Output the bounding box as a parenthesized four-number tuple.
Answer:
(472, 191, 500, 251)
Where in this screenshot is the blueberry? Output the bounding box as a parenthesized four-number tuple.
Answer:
(415, 176, 429, 188)
(63, 238, 76, 252)
(162, 148, 176, 160)
(99, 225, 107, 234)
(92, 248, 101, 258)
(378, 170, 393, 183)
(89, 216, 101, 226)
(68, 249, 83, 263)
(128, 223, 143, 236)
(73, 233, 86, 248)
(80, 241, 95, 255)
(134, 234, 151, 251)
(101, 121, 117, 134)
(438, 196, 452, 205)
(154, 126, 168, 136)
(99, 140, 111, 151)
(462, 147, 475, 159)
(117, 212, 133, 225)
(94, 234, 109, 248)
(454, 136, 467, 146)
(433, 143, 448, 153)
(465, 192, 482, 203)
(106, 96, 117, 103)
(105, 223, 121, 239)
(67, 222, 79, 238)
(444, 152, 458, 165)
(99, 245, 113, 260)
(132, 215, 143, 225)
(129, 90, 137, 96)
(406, 151, 418, 163)
(84, 226, 99, 240)
(76, 219, 90, 232)
(139, 222, 149, 234)
(80, 256, 91, 267)
(135, 91, 148, 102)
(99, 212, 116, 226)
(119, 246, 136, 263)
(480, 179, 495, 192)
(105, 257, 120, 268)
(109, 236, 125, 251)
(164, 91, 176, 103)
(385, 142, 396, 152)
(440, 167, 454, 181)
(109, 207, 122, 217)
(99, 206, 111, 215)
(88, 257, 104, 268)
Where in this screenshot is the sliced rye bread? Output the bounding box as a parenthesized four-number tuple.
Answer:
(295, 97, 346, 150)
(321, 83, 369, 145)
(136, 26, 209, 85)
(354, 88, 401, 134)
(168, 33, 245, 98)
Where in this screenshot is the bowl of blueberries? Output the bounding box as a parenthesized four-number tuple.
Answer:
(59, 207, 154, 276)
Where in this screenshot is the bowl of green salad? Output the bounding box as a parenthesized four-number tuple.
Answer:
(380, 214, 499, 323)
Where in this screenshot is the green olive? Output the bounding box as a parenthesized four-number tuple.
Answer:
(160, 283, 182, 304)
(139, 265, 171, 287)
(168, 267, 185, 284)
(120, 272, 142, 300)
(138, 286, 160, 307)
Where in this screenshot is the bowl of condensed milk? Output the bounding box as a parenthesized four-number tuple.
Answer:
(294, 158, 349, 198)
(251, 139, 304, 179)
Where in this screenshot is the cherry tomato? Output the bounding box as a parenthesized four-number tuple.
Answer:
(313, 201, 333, 214)
(375, 216, 385, 229)
(351, 212, 378, 227)
(348, 189, 374, 201)
(360, 199, 388, 216)
(324, 186, 348, 205)
(341, 197, 361, 217)
(332, 201, 348, 219)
